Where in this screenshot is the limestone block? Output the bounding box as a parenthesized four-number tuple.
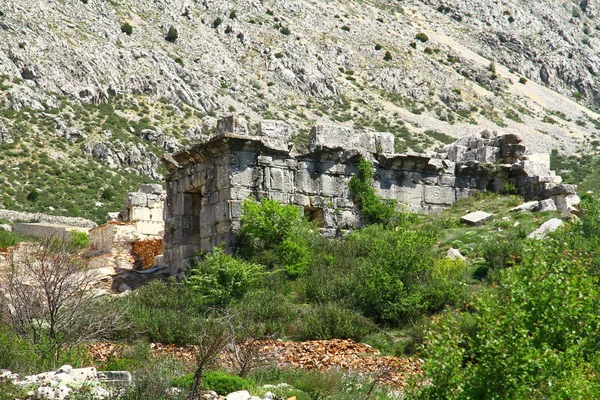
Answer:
(447, 248, 466, 261)
(270, 168, 284, 191)
(320, 174, 345, 196)
(510, 201, 539, 212)
(228, 201, 244, 220)
(476, 146, 499, 163)
(339, 211, 359, 228)
(398, 184, 423, 205)
(446, 145, 468, 162)
(146, 194, 163, 208)
(269, 191, 289, 203)
(439, 175, 456, 187)
(309, 125, 394, 154)
(215, 202, 230, 222)
(258, 120, 294, 142)
(528, 218, 563, 239)
(295, 170, 319, 194)
(139, 184, 164, 194)
(230, 167, 255, 188)
(229, 187, 254, 200)
(70, 367, 97, 382)
(149, 207, 164, 222)
(127, 192, 147, 207)
(290, 194, 310, 207)
(215, 222, 231, 235)
(461, 211, 493, 225)
(547, 184, 578, 196)
(257, 156, 272, 166)
(538, 198, 557, 212)
(424, 186, 455, 205)
(217, 115, 248, 135)
(523, 153, 551, 169)
(130, 207, 151, 221)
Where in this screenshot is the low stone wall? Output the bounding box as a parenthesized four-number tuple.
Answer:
(13, 223, 90, 240)
(161, 117, 572, 275)
(0, 210, 96, 228)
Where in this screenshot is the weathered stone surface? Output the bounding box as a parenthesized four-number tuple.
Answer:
(528, 218, 563, 239)
(162, 123, 571, 275)
(258, 120, 294, 142)
(538, 198, 557, 212)
(461, 211, 493, 225)
(447, 247, 466, 261)
(510, 201, 539, 212)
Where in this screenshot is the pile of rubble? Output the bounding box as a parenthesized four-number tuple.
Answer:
(88, 338, 421, 389)
(0, 365, 131, 400)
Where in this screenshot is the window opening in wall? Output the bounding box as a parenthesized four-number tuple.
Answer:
(182, 189, 202, 247)
(304, 206, 325, 228)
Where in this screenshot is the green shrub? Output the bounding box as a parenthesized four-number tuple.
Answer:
(229, 10, 237, 19)
(165, 26, 178, 42)
(348, 158, 399, 226)
(26, 190, 39, 202)
(383, 50, 393, 60)
(0, 228, 24, 248)
(418, 242, 600, 398)
(232, 289, 297, 338)
(415, 32, 429, 42)
(341, 25, 350, 32)
(120, 280, 209, 345)
(171, 371, 253, 394)
(213, 17, 223, 28)
(203, 371, 254, 394)
(185, 248, 264, 307)
(519, 76, 527, 84)
(294, 303, 374, 341)
(121, 22, 133, 35)
(238, 198, 315, 277)
(0, 326, 39, 374)
(70, 230, 89, 248)
(279, 26, 291, 35)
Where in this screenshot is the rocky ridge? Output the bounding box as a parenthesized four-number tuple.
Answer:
(0, 0, 599, 221)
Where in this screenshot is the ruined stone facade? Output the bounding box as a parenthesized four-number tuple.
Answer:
(162, 117, 572, 275)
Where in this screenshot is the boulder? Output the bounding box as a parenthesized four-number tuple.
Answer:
(226, 391, 252, 400)
(538, 198, 557, 212)
(510, 201, 539, 212)
(447, 247, 466, 261)
(528, 218, 563, 239)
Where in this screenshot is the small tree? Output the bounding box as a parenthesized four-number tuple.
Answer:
(166, 26, 178, 42)
(0, 237, 124, 364)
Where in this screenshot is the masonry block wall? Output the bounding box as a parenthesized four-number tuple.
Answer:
(162, 117, 572, 275)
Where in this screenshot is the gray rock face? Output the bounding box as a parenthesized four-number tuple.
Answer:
(528, 218, 564, 239)
(309, 125, 395, 154)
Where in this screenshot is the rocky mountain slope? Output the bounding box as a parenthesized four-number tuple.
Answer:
(0, 0, 599, 222)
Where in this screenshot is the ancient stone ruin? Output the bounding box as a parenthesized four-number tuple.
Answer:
(86, 184, 167, 291)
(162, 116, 575, 275)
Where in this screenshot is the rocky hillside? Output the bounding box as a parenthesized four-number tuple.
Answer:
(0, 0, 599, 222)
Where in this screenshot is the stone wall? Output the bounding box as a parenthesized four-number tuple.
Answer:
(162, 116, 572, 275)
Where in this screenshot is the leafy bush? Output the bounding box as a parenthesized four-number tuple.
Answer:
(415, 32, 429, 42)
(294, 303, 374, 342)
(238, 198, 315, 277)
(185, 248, 264, 307)
(0, 228, 24, 248)
(279, 26, 291, 35)
(212, 17, 223, 28)
(203, 371, 254, 394)
(121, 22, 133, 35)
(348, 158, 398, 226)
(383, 50, 393, 60)
(120, 280, 209, 345)
(165, 26, 178, 42)
(70, 230, 89, 248)
(232, 289, 297, 338)
(418, 242, 600, 398)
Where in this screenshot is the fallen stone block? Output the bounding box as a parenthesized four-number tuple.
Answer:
(510, 201, 539, 212)
(538, 198, 557, 212)
(460, 211, 493, 225)
(528, 218, 563, 239)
